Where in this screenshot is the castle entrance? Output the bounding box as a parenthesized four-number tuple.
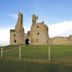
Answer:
(25, 39, 30, 45)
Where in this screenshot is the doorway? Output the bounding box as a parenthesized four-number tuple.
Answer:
(25, 39, 29, 45)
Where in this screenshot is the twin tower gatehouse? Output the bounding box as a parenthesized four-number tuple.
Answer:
(10, 13, 49, 45)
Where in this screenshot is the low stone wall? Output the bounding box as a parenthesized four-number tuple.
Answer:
(49, 37, 72, 45)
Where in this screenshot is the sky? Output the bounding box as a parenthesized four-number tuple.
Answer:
(0, 0, 72, 46)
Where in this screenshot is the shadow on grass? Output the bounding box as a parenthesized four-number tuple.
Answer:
(0, 60, 72, 72)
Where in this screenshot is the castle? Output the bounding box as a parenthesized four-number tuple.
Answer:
(10, 13, 72, 45)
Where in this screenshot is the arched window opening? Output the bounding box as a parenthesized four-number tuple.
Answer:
(37, 26, 39, 28)
(37, 32, 40, 35)
(14, 34, 16, 37)
(14, 39, 16, 43)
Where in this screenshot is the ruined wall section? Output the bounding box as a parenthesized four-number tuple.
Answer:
(10, 13, 25, 45)
(29, 22, 49, 45)
(69, 35, 72, 41)
(10, 30, 15, 45)
(27, 15, 48, 45)
(50, 36, 72, 45)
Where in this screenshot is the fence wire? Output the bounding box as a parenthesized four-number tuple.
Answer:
(0, 45, 72, 63)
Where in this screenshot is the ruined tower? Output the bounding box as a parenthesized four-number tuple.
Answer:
(10, 13, 24, 45)
(28, 15, 49, 45)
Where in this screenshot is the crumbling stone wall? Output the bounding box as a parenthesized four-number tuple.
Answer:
(50, 36, 72, 45)
(10, 13, 24, 45)
(28, 15, 49, 45)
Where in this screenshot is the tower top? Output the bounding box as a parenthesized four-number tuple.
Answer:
(15, 13, 23, 31)
(32, 14, 38, 25)
(18, 12, 23, 16)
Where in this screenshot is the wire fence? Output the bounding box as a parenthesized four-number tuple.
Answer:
(0, 45, 72, 63)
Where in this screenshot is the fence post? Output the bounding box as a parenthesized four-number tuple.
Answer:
(48, 39, 50, 61)
(1, 48, 3, 60)
(19, 45, 21, 60)
(48, 45, 50, 61)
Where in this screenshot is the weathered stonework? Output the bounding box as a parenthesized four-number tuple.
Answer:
(10, 13, 72, 45)
(10, 13, 25, 45)
(28, 22, 48, 45)
(50, 36, 72, 45)
(10, 13, 49, 45)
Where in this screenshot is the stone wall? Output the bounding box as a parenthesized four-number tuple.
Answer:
(28, 24, 48, 45)
(50, 36, 72, 45)
(26, 15, 49, 45)
(10, 13, 25, 45)
(10, 30, 15, 45)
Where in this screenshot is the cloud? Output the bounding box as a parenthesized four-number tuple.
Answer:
(49, 21, 72, 37)
(0, 28, 10, 46)
(8, 13, 18, 20)
(24, 26, 31, 33)
(0, 20, 72, 46)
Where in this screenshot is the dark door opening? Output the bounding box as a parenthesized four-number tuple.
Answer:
(25, 39, 29, 45)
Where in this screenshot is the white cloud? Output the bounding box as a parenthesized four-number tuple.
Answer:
(24, 26, 31, 33)
(0, 28, 10, 46)
(49, 21, 72, 37)
(8, 13, 18, 20)
(0, 20, 72, 46)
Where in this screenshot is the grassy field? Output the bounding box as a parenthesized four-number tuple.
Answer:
(0, 45, 72, 72)
(0, 60, 72, 72)
(0, 45, 72, 62)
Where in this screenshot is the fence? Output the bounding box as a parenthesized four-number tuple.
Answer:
(0, 45, 72, 63)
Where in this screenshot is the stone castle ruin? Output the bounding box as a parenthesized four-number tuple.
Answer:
(10, 13, 72, 45)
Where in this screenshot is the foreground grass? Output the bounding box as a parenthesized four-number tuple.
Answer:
(0, 45, 72, 62)
(0, 45, 72, 72)
(0, 60, 72, 72)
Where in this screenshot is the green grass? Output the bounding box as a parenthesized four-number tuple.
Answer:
(50, 45, 72, 61)
(0, 60, 72, 72)
(0, 45, 72, 62)
(0, 45, 72, 72)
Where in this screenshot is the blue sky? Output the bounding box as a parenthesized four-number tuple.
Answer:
(0, 0, 72, 27)
(0, 0, 72, 45)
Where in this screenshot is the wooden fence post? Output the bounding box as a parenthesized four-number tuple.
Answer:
(19, 45, 21, 60)
(48, 45, 50, 61)
(48, 39, 50, 61)
(1, 48, 3, 60)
